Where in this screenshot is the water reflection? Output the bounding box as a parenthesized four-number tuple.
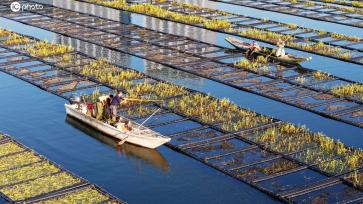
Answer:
(65, 116, 170, 172)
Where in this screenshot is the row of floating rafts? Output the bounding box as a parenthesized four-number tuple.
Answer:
(0, 133, 122, 203)
(2, 29, 362, 185)
(81, 0, 360, 61)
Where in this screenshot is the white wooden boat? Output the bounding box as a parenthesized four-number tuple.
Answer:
(65, 104, 171, 149)
(225, 37, 312, 64)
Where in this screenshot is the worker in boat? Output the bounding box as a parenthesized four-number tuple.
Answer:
(103, 96, 112, 121)
(246, 41, 261, 57)
(95, 98, 104, 120)
(110, 90, 124, 122)
(276, 38, 286, 57)
(116, 120, 133, 132)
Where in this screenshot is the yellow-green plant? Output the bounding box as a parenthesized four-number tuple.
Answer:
(0, 162, 59, 187)
(168, 93, 272, 131)
(37, 187, 109, 204)
(253, 123, 363, 174)
(4, 33, 30, 46)
(313, 71, 331, 80)
(27, 41, 74, 57)
(1, 172, 81, 200)
(234, 56, 269, 72)
(0, 152, 41, 171)
(352, 1, 363, 8)
(0, 142, 24, 157)
(80, 58, 143, 88)
(331, 83, 363, 98)
(304, 1, 315, 6)
(331, 32, 361, 42)
(240, 28, 293, 43)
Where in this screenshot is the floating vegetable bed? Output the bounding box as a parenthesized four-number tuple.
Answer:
(1, 28, 363, 203)
(0, 133, 123, 203)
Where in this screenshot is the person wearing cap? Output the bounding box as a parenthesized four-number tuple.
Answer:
(110, 90, 124, 122)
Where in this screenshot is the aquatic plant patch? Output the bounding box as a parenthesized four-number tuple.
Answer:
(0, 161, 59, 187)
(250, 123, 363, 175)
(35, 187, 109, 204)
(0, 152, 41, 171)
(26, 41, 74, 57)
(167, 93, 273, 131)
(331, 83, 363, 101)
(0, 142, 24, 157)
(1, 172, 81, 201)
(79, 0, 362, 63)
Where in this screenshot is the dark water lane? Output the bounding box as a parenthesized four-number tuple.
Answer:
(0, 72, 280, 203)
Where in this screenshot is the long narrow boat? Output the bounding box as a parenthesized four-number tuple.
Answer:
(225, 37, 312, 64)
(65, 103, 171, 149)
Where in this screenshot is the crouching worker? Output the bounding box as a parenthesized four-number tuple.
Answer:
(116, 119, 133, 132)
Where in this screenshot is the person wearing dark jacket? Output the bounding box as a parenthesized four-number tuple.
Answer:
(110, 91, 123, 121)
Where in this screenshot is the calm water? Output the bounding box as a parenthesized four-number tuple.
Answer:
(1, 0, 363, 203)
(35, 0, 363, 83)
(0, 73, 279, 203)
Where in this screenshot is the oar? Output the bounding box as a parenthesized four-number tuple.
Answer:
(123, 98, 164, 102)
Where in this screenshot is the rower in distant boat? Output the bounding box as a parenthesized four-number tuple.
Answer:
(246, 41, 261, 56)
(276, 38, 286, 57)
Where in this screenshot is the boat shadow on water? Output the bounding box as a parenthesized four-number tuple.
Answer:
(65, 116, 170, 172)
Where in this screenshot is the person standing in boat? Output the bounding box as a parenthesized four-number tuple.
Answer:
(110, 91, 124, 122)
(276, 38, 286, 57)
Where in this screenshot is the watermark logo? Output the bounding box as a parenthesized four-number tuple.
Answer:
(10, 1, 43, 12)
(10, 2, 21, 12)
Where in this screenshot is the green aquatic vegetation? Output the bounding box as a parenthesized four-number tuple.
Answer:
(0, 152, 41, 171)
(27, 41, 74, 57)
(0, 28, 12, 37)
(240, 28, 293, 43)
(170, 1, 230, 16)
(1, 172, 81, 201)
(3, 33, 30, 46)
(331, 83, 363, 98)
(0, 162, 59, 187)
(303, 1, 315, 6)
(349, 170, 363, 187)
(234, 56, 269, 72)
(126, 81, 188, 101)
(126, 105, 160, 118)
(36, 187, 109, 204)
(86, 0, 232, 31)
(331, 32, 361, 42)
(255, 123, 363, 174)
(80, 59, 143, 88)
(0, 142, 24, 157)
(312, 71, 331, 81)
(168, 93, 272, 131)
(352, 1, 363, 8)
(288, 41, 351, 59)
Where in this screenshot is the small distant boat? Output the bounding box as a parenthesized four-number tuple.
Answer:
(65, 104, 171, 149)
(225, 37, 312, 64)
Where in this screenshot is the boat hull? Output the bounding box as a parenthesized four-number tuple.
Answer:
(65, 104, 170, 149)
